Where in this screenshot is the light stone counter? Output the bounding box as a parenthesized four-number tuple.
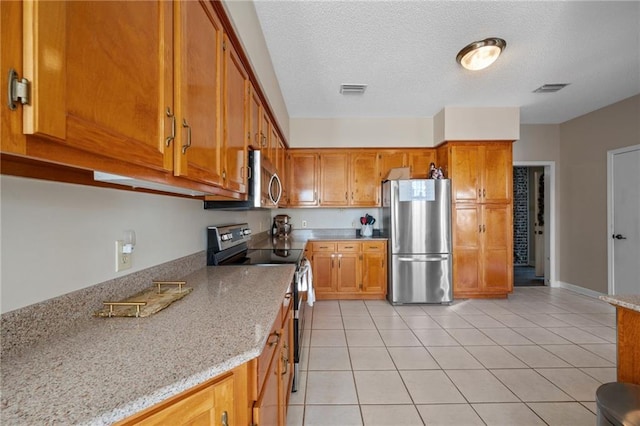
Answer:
(0, 264, 295, 425)
(248, 229, 387, 251)
(599, 295, 640, 313)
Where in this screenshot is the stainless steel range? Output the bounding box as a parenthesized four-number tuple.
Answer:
(206, 223, 306, 392)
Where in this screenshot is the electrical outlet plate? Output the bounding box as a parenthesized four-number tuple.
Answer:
(302, 220, 307, 228)
(116, 240, 132, 272)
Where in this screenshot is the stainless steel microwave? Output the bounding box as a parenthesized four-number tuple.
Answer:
(203, 150, 282, 210)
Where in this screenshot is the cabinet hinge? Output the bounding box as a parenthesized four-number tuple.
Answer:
(7, 68, 30, 110)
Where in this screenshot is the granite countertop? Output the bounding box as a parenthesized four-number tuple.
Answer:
(0, 264, 295, 425)
(248, 229, 387, 250)
(599, 295, 640, 313)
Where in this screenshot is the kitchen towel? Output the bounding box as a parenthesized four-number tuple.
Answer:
(300, 257, 315, 306)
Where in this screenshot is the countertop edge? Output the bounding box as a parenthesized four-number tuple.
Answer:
(599, 295, 640, 313)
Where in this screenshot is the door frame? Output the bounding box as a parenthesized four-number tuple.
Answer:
(607, 144, 640, 295)
(513, 161, 556, 287)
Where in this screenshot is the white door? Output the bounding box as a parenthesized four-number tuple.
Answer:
(609, 145, 640, 295)
(543, 165, 552, 285)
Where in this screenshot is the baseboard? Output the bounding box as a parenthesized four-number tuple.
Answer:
(552, 281, 605, 299)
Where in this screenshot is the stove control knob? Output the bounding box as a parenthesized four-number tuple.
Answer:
(242, 228, 252, 236)
(221, 233, 232, 241)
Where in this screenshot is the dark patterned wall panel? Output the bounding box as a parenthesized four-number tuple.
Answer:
(513, 167, 529, 265)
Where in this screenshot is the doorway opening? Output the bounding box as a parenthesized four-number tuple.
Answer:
(513, 162, 556, 287)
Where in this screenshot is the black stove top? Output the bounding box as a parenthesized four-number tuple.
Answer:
(244, 248, 304, 265)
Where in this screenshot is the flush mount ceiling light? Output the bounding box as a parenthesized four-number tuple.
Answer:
(456, 37, 506, 71)
(340, 84, 367, 94)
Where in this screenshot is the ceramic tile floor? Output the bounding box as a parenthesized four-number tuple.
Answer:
(287, 287, 617, 425)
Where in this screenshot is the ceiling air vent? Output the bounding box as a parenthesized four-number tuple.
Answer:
(340, 84, 367, 94)
(533, 83, 570, 93)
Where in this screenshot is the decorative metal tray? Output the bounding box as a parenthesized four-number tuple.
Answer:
(94, 281, 192, 318)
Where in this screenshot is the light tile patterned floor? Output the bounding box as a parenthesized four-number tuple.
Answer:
(287, 286, 617, 425)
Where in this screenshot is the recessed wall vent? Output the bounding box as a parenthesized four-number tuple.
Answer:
(340, 84, 367, 94)
(533, 83, 570, 93)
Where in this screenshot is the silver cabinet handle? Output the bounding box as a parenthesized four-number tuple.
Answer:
(181, 118, 191, 154)
(221, 410, 228, 426)
(165, 107, 175, 146)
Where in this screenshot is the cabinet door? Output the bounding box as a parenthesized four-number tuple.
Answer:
(311, 252, 336, 293)
(270, 125, 279, 169)
(378, 151, 407, 180)
(222, 35, 248, 194)
(248, 84, 262, 149)
(253, 359, 279, 426)
(174, 0, 223, 186)
(126, 374, 235, 426)
(450, 145, 480, 203)
(320, 152, 350, 206)
(260, 111, 271, 160)
(288, 153, 318, 206)
(408, 150, 437, 179)
(278, 317, 294, 425)
(336, 253, 360, 293)
(362, 243, 387, 295)
(481, 204, 513, 293)
(481, 144, 512, 203)
(22, 1, 173, 171)
(351, 152, 379, 206)
(452, 204, 481, 294)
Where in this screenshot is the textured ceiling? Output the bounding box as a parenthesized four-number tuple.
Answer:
(253, 1, 640, 124)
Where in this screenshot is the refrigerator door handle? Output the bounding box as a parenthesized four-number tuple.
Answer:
(397, 255, 450, 262)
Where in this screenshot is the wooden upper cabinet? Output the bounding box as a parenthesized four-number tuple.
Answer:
(408, 150, 437, 178)
(270, 125, 279, 167)
(288, 152, 319, 206)
(320, 152, 350, 206)
(350, 152, 379, 206)
(248, 84, 262, 150)
(21, 1, 173, 171)
(448, 142, 512, 204)
(260, 110, 271, 160)
(222, 34, 248, 194)
(173, 0, 223, 186)
(378, 151, 407, 179)
(481, 144, 512, 204)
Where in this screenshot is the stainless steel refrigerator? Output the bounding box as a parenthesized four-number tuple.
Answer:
(382, 179, 452, 304)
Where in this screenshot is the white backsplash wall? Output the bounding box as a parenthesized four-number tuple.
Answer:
(0, 175, 271, 313)
(273, 208, 382, 231)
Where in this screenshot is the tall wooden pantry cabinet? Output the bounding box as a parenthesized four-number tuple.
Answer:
(438, 141, 514, 298)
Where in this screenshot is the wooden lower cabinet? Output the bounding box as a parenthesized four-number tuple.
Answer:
(310, 240, 387, 300)
(452, 203, 513, 298)
(252, 290, 294, 426)
(115, 363, 248, 426)
(361, 242, 387, 294)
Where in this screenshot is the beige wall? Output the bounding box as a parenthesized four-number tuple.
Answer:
(289, 117, 434, 148)
(513, 124, 560, 163)
(558, 94, 640, 293)
(221, 1, 290, 140)
(435, 107, 521, 143)
(0, 176, 271, 313)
